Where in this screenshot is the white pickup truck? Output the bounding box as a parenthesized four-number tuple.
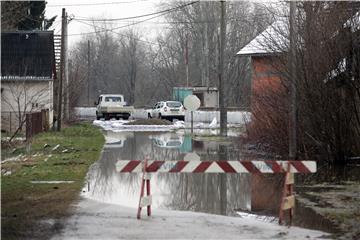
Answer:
(95, 94, 134, 120)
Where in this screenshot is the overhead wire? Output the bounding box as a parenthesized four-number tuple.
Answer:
(66, 1, 199, 37)
(47, 0, 149, 8)
(73, 1, 199, 22)
(73, 19, 158, 45)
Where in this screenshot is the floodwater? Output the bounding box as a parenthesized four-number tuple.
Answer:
(82, 130, 341, 234)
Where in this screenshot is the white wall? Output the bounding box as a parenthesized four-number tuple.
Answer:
(204, 91, 219, 107)
(1, 80, 54, 131)
(185, 110, 251, 124)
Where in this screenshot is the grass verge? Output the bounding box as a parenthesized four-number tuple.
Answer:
(1, 123, 105, 240)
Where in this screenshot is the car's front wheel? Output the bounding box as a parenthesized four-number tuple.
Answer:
(148, 113, 152, 119)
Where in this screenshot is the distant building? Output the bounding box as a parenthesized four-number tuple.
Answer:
(173, 86, 219, 108)
(1, 31, 56, 133)
(236, 19, 288, 113)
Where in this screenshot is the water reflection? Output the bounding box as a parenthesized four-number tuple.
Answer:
(82, 130, 355, 234)
(84, 131, 254, 216)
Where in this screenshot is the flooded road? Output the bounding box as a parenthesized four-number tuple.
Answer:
(83, 130, 255, 217)
(50, 129, 351, 239)
(81, 130, 355, 235)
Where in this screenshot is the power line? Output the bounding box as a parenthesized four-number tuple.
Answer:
(69, 13, 164, 36)
(73, 1, 198, 22)
(67, 1, 198, 37)
(73, 19, 157, 45)
(47, 0, 149, 7)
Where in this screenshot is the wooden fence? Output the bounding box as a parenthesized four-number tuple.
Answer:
(25, 110, 49, 140)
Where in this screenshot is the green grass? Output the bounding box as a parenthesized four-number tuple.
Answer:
(1, 123, 105, 240)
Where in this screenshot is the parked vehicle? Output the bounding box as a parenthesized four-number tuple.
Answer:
(95, 94, 134, 120)
(147, 101, 185, 121)
(149, 133, 184, 149)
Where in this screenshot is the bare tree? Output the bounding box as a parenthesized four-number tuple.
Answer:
(1, 79, 50, 141)
(244, 1, 360, 164)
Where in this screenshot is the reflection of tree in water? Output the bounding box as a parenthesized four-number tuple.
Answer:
(86, 131, 252, 215)
(159, 144, 251, 216)
(87, 132, 148, 200)
(160, 174, 250, 216)
(86, 131, 186, 201)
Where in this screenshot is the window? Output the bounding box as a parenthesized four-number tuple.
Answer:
(105, 96, 122, 102)
(166, 101, 182, 108)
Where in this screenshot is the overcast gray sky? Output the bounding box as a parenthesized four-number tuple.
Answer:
(45, 0, 164, 46)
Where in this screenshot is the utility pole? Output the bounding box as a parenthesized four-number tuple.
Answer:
(64, 9, 69, 122)
(219, 0, 227, 136)
(204, 15, 209, 87)
(289, 1, 297, 159)
(201, 2, 210, 87)
(57, 8, 66, 131)
(185, 33, 189, 87)
(219, 1, 228, 213)
(87, 40, 90, 106)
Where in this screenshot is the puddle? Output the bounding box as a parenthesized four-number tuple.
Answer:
(83, 130, 357, 234)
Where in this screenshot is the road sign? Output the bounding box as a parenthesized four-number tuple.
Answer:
(184, 95, 200, 111)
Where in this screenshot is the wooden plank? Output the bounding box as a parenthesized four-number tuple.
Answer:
(282, 195, 295, 210)
(286, 173, 294, 185)
(140, 196, 152, 207)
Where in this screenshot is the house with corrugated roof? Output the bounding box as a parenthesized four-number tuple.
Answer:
(1, 31, 56, 133)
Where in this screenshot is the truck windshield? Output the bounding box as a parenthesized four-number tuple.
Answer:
(105, 97, 122, 102)
(166, 101, 182, 107)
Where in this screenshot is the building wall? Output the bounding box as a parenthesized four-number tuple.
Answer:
(203, 91, 219, 107)
(251, 56, 284, 98)
(1, 80, 53, 132)
(251, 56, 286, 113)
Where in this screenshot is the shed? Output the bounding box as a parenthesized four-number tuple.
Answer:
(173, 86, 219, 108)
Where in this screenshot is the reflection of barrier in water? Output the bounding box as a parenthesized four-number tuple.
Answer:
(118, 159, 316, 225)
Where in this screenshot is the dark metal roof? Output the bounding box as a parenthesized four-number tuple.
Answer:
(1, 31, 55, 80)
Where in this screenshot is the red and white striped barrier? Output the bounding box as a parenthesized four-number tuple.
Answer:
(116, 160, 316, 174)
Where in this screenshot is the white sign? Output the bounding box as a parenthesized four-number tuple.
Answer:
(184, 95, 201, 111)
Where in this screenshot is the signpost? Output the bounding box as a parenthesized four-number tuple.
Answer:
(184, 95, 201, 133)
